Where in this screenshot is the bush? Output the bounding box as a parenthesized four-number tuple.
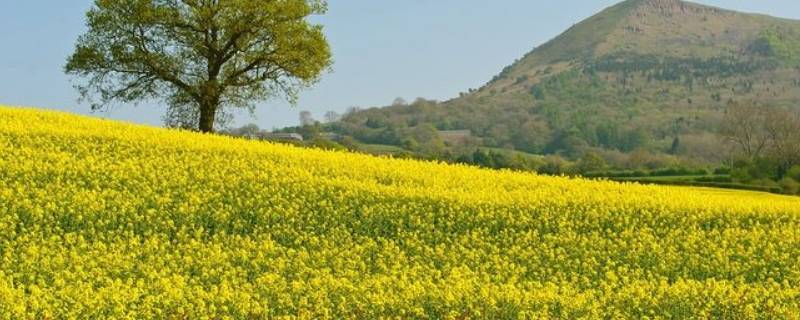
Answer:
(731, 167, 753, 182)
(731, 158, 777, 182)
(779, 177, 800, 195)
(338, 136, 358, 150)
(752, 178, 780, 188)
(310, 137, 346, 151)
(631, 180, 783, 194)
(713, 167, 731, 175)
(576, 152, 608, 173)
(401, 137, 419, 151)
(650, 167, 707, 177)
(538, 156, 571, 175)
(694, 176, 733, 183)
(789, 165, 800, 181)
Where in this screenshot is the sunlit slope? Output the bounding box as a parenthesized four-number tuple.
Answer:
(1, 106, 800, 318)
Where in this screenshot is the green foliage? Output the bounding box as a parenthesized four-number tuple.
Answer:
(753, 28, 800, 65)
(589, 53, 772, 80)
(789, 165, 800, 181)
(529, 155, 569, 175)
(338, 136, 358, 150)
(401, 137, 419, 151)
(309, 137, 345, 151)
(779, 177, 800, 195)
(585, 167, 710, 179)
(457, 149, 545, 171)
(66, 0, 332, 132)
(729, 157, 790, 192)
(669, 137, 681, 155)
(733, 158, 768, 182)
(576, 152, 607, 173)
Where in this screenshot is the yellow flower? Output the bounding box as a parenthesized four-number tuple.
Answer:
(1, 105, 800, 319)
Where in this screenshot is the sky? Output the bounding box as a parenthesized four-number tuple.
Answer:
(1, 1, 799, 130)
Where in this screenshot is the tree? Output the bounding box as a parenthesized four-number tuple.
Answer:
(412, 124, 445, 157)
(411, 123, 440, 144)
(323, 110, 341, 123)
(299, 111, 315, 126)
(66, 0, 332, 133)
(576, 151, 607, 173)
(546, 129, 588, 158)
(392, 97, 408, 107)
(763, 107, 800, 177)
(622, 127, 651, 152)
(228, 123, 261, 138)
(720, 103, 771, 159)
(669, 136, 681, 155)
(512, 119, 551, 154)
(722, 103, 800, 179)
(401, 137, 419, 151)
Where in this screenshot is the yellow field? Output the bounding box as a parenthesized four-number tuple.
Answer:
(1, 106, 800, 319)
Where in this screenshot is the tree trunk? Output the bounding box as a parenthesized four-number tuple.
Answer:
(198, 103, 217, 133)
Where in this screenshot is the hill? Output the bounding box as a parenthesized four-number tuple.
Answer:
(2, 105, 800, 318)
(330, 0, 800, 167)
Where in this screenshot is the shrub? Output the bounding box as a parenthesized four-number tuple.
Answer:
(789, 165, 800, 181)
(714, 167, 731, 175)
(779, 177, 800, 195)
(310, 137, 346, 151)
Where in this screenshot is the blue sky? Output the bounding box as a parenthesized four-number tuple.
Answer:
(1, 1, 798, 129)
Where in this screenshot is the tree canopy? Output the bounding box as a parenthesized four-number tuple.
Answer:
(66, 0, 332, 132)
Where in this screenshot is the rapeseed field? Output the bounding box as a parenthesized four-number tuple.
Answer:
(1, 106, 799, 319)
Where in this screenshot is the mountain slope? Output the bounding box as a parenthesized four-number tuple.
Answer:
(333, 0, 800, 164)
(485, 0, 796, 95)
(2, 106, 800, 317)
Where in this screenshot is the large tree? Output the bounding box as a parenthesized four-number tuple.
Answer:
(764, 107, 800, 176)
(721, 103, 800, 178)
(719, 103, 772, 160)
(66, 0, 332, 133)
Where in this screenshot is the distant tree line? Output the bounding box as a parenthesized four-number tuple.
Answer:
(720, 103, 800, 194)
(587, 53, 773, 81)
